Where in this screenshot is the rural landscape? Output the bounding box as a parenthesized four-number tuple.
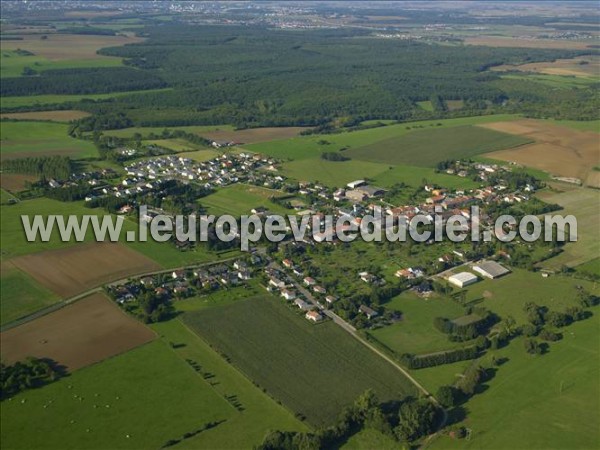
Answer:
(0, 1, 599, 449)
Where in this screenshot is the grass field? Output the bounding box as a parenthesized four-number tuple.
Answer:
(345, 125, 531, 167)
(0, 188, 17, 203)
(101, 124, 233, 139)
(184, 295, 417, 426)
(0, 110, 91, 122)
(281, 158, 391, 187)
(575, 257, 600, 277)
(430, 313, 600, 450)
(372, 163, 481, 190)
(369, 291, 469, 355)
(0, 340, 236, 450)
(144, 138, 205, 152)
(175, 149, 221, 162)
(499, 73, 598, 89)
(535, 186, 600, 269)
(200, 184, 292, 217)
(0, 261, 60, 325)
(0, 88, 173, 109)
(0, 121, 97, 159)
(245, 114, 522, 162)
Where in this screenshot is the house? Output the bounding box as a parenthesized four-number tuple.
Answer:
(359, 305, 379, 319)
(281, 289, 297, 300)
(347, 180, 366, 189)
(292, 267, 303, 277)
(448, 272, 478, 288)
(237, 269, 252, 280)
(313, 285, 327, 295)
(305, 311, 323, 322)
(359, 272, 377, 284)
(473, 261, 510, 279)
(325, 295, 338, 305)
(395, 269, 414, 279)
(303, 276, 316, 286)
(294, 298, 311, 310)
(172, 270, 185, 280)
(282, 259, 294, 269)
(426, 195, 446, 204)
(233, 260, 248, 270)
(140, 276, 154, 287)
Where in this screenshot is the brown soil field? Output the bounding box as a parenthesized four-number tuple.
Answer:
(0, 110, 91, 122)
(491, 56, 600, 78)
(480, 119, 600, 184)
(0, 293, 155, 371)
(464, 36, 596, 50)
(0, 34, 143, 60)
(203, 127, 308, 144)
(11, 242, 161, 298)
(0, 173, 37, 191)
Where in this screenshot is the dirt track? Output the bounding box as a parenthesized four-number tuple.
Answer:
(0, 293, 155, 371)
(11, 242, 161, 298)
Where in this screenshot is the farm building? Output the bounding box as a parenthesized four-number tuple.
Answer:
(473, 261, 511, 279)
(355, 185, 385, 198)
(347, 180, 366, 189)
(448, 272, 479, 288)
(359, 305, 379, 319)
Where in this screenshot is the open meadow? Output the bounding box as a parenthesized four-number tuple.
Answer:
(200, 183, 293, 217)
(0, 121, 97, 159)
(0, 293, 155, 370)
(184, 295, 417, 426)
(0, 110, 90, 122)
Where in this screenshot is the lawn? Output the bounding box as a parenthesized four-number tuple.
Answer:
(345, 125, 531, 167)
(281, 158, 391, 187)
(183, 295, 417, 426)
(0, 262, 60, 325)
(200, 183, 293, 217)
(0, 340, 236, 450)
(0, 121, 97, 159)
(430, 313, 600, 450)
(245, 114, 522, 162)
(369, 291, 469, 355)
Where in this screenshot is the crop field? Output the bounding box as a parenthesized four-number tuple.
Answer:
(184, 295, 417, 426)
(430, 313, 600, 450)
(463, 36, 596, 49)
(498, 73, 598, 89)
(281, 158, 391, 187)
(0, 88, 173, 109)
(10, 242, 161, 298)
(203, 126, 308, 144)
(491, 55, 600, 78)
(482, 119, 600, 186)
(345, 125, 531, 167)
(369, 291, 469, 355)
(200, 183, 293, 217)
(100, 124, 233, 139)
(0, 261, 60, 325)
(0, 110, 91, 122)
(0, 121, 97, 159)
(535, 185, 600, 269)
(0, 293, 156, 370)
(0, 340, 237, 450)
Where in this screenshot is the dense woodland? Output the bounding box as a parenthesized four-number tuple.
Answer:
(2, 25, 598, 128)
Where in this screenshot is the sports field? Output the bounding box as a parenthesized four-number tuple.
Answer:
(200, 184, 293, 217)
(0, 121, 97, 159)
(184, 295, 417, 426)
(1, 293, 156, 370)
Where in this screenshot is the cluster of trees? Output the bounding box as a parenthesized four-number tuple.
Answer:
(433, 308, 496, 342)
(320, 151, 350, 162)
(1, 358, 64, 400)
(257, 390, 440, 449)
(436, 364, 489, 408)
(400, 345, 481, 370)
(2, 155, 73, 180)
(134, 291, 174, 323)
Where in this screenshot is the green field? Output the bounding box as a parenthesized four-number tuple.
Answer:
(0, 121, 97, 158)
(575, 257, 600, 277)
(500, 73, 598, 89)
(101, 124, 233, 139)
(430, 313, 600, 450)
(144, 138, 207, 152)
(0, 337, 304, 449)
(373, 164, 481, 190)
(0, 188, 17, 204)
(417, 100, 434, 111)
(0, 50, 124, 78)
(184, 295, 417, 426)
(281, 158, 391, 187)
(0, 263, 60, 325)
(369, 291, 469, 355)
(200, 184, 292, 217)
(0, 88, 173, 109)
(345, 125, 532, 167)
(245, 114, 523, 162)
(176, 149, 221, 162)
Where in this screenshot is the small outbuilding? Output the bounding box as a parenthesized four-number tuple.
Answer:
(473, 261, 510, 279)
(448, 272, 478, 288)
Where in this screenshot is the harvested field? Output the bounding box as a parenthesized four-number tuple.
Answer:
(0, 33, 143, 60)
(0, 110, 91, 122)
(464, 36, 596, 50)
(0, 173, 37, 192)
(10, 242, 161, 298)
(491, 56, 600, 78)
(481, 119, 600, 185)
(0, 293, 155, 371)
(203, 127, 307, 144)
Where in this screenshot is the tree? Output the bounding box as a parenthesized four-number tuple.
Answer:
(523, 338, 543, 355)
(436, 385, 459, 408)
(395, 398, 438, 442)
